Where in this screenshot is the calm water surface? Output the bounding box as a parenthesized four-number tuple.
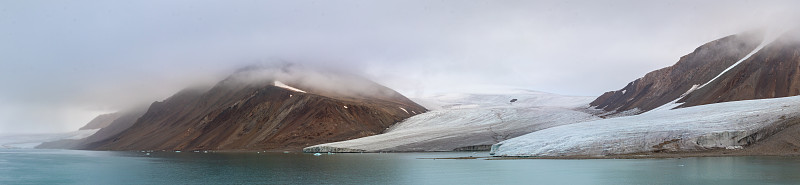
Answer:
(2, 149, 800, 184)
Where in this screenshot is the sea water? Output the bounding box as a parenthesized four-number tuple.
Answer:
(2, 149, 800, 184)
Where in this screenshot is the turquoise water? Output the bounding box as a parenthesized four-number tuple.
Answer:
(2, 149, 800, 184)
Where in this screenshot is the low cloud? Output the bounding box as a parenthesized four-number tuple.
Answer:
(1, 0, 799, 133)
(225, 63, 404, 101)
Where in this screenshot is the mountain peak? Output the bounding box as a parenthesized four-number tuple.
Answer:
(590, 31, 765, 116)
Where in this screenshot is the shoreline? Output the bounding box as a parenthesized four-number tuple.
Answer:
(488, 149, 800, 160)
(38, 144, 800, 160)
(14, 148, 800, 160)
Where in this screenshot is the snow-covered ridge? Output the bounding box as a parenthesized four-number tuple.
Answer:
(304, 90, 600, 152)
(273, 81, 306, 93)
(697, 32, 779, 90)
(647, 31, 779, 114)
(491, 95, 800, 157)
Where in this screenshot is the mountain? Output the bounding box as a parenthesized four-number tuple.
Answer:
(86, 65, 426, 151)
(589, 31, 764, 116)
(492, 29, 800, 157)
(676, 30, 800, 108)
(304, 90, 599, 152)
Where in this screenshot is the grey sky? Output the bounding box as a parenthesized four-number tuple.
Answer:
(1, 0, 798, 133)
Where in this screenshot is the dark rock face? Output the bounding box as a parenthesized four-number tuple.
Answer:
(78, 113, 121, 130)
(590, 31, 764, 115)
(89, 68, 426, 151)
(677, 30, 800, 107)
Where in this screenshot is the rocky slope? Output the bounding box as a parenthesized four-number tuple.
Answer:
(86, 65, 426, 151)
(590, 31, 764, 116)
(304, 90, 599, 152)
(677, 30, 800, 108)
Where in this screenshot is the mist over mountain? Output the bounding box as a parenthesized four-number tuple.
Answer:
(77, 113, 121, 130)
(63, 65, 427, 151)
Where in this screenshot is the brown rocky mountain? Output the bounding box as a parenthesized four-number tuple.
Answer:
(590, 31, 765, 115)
(86, 66, 426, 151)
(592, 29, 800, 117)
(677, 30, 800, 107)
(77, 113, 121, 130)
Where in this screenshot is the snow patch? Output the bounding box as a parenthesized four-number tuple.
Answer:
(343, 105, 348, 109)
(681, 84, 701, 97)
(273, 81, 306, 93)
(645, 84, 701, 113)
(726, 146, 743, 150)
(399, 107, 409, 114)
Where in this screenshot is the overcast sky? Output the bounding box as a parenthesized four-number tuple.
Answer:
(1, 0, 798, 134)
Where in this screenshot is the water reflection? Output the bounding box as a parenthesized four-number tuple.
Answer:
(3, 149, 800, 184)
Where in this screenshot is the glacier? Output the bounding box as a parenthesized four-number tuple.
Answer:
(304, 90, 599, 152)
(491, 95, 800, 157)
